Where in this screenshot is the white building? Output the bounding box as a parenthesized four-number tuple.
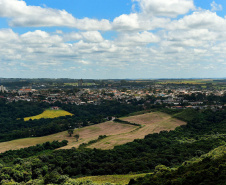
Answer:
(0, 85, 6, 93)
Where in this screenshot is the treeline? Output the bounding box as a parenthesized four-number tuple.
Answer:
(1, 108, 226, 183)
(0, 100, 143, 142)
(0, 99, 45, 120)
(113, 119, 141, 127)
(0, 140, 68, 163)
(78, 135, 107, 149)
(59, 100, 144, 121)
(0, 118, 72, 142)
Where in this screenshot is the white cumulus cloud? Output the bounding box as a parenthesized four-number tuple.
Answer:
(134, 0, 195, 18)
(63, 31, 104, 43)
(1, 0, 226, 78)
(168, 10, 226, 31)
(0, 0, 111, 30)
(113, 14, 140, 31)
(211, 1, 223, 12)
(117, 31, 160, 46)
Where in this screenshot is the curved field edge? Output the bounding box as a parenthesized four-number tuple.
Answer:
(23, 109, 73, 121)
(0, 112, 186, 153)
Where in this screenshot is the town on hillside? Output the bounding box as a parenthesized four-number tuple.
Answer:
(1, 78, 226, 111)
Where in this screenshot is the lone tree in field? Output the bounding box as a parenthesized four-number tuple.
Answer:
(68, 129, 74, 137)
(74, 134, 79, 141)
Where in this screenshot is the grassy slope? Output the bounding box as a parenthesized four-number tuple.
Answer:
(172, 108, 201, 122)
(88, 112, 186, 150)
(60, 121, 137, 150)
(184, 144, 226, 165)
(0, 121, 137, 153)
(23, 109, 73, 121)
(77, 173, 152, 185)
(0, 112, 186, 153)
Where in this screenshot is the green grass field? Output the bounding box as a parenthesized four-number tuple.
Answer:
(77, 173, 151, 185)
(156, 79, 214, 85)
(23, 109, 73, 121)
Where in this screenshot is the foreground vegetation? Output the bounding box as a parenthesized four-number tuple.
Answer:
(0, 140, 68, 163)
(129, 145, 226, 185)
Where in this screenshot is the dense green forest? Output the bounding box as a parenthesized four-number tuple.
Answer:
(0, 99, 143, 142)
(128, 149, 226, 185)
(1, 108, 226, 184)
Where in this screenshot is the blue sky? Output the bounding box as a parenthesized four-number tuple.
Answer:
(25, 0, 133, 20)
(0, 0, 226, 79)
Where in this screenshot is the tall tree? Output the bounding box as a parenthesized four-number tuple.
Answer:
(74, 134, 79, 141)
(68, 129, 74, 137)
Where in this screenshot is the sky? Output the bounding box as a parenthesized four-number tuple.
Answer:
(0, 0, 226, 79)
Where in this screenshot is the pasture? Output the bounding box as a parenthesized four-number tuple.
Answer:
(0, 121, 136, 153)
(23, 109, 73, 121)
(88, 112, 186, 149)
(0, 112, 186, 153)
(156, 79, 213, 85)
(77, 173, 151, 185)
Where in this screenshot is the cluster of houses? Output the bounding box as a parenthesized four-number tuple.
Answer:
(1, 85, 226, 110)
